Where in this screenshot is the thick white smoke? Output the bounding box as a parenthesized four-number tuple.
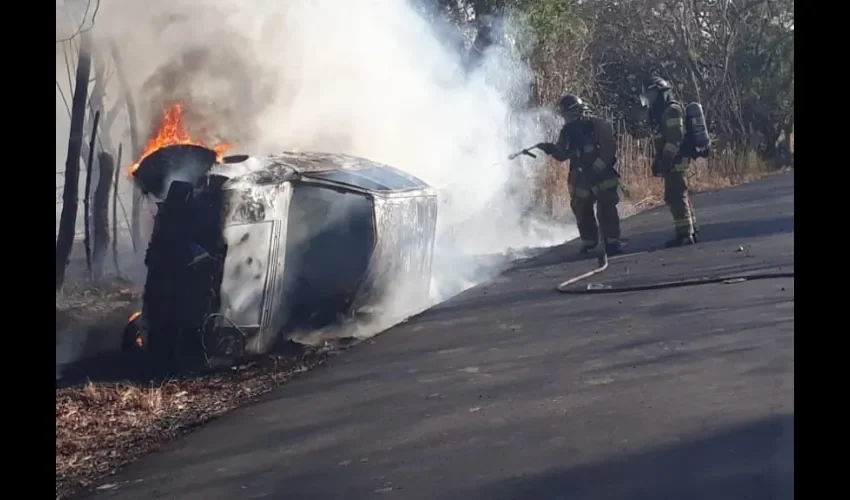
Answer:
(58, 0, 577, 343)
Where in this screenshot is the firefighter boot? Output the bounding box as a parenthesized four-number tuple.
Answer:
(665, 234, 696, 248)
(578, 243, 597, 255)
(605, 241, 625, 256)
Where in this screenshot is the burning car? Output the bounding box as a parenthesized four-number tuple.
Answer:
(124, 143, 438, 365)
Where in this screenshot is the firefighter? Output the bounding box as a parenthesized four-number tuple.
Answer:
(640, 76, 699, 246)
(537, 94, 624, 256)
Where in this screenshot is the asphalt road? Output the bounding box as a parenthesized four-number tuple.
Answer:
(84, 173, 794, 500)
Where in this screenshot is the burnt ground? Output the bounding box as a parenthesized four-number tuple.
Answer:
(74, 172, 794, 500)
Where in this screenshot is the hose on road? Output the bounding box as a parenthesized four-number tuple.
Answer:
(556, 250, 794, 294)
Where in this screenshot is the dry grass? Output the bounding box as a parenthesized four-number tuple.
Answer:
(534, 128, 787, 218)
(56, 350, 331, 499)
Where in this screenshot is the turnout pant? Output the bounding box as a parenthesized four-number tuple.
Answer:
(662, 168, 698, 238)
(569, 173, 621, 247)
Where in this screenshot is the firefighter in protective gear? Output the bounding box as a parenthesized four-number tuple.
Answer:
(640, 76, 699, 247)
(537, 94, 624, 256)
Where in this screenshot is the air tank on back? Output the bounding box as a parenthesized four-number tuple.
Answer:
(685, 102, 710, 151)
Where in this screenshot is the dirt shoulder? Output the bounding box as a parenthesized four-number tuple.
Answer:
(56, 349, 332, 499)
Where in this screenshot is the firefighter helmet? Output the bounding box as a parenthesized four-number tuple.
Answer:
(644, 76, 672, 92)
(558, 94, 589, 123)
(640, 76, 673, 108)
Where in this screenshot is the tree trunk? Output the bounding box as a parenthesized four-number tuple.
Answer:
(93, 151, 115, 280)
(109, 40, 142, 253)
(758, 122, 779, 160)
(782, 120, 793, 154)
(56, 32, 93, 291)
(113, 144, 123, 277)
(83, 110, 101, 278)
(80, 48, 109, 170)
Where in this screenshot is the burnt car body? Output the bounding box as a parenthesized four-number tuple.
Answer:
(128, 145, 437, 362)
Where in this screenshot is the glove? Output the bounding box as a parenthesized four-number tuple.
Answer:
(536, 142, 558, 156)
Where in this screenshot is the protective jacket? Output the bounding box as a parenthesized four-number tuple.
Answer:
(549, 116, 617, 174)
(650, 100, 689, 174)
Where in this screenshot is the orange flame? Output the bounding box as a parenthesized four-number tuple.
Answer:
(128, 311, 144, 347)
(128, 103, 232, 176)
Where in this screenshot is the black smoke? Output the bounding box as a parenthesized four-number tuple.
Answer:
(138, 33, 276, 149)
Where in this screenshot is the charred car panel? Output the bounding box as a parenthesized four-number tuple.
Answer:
(218, 182, 292, 355)
(358, 196, 438, 316)
(128, 145, 437, 364)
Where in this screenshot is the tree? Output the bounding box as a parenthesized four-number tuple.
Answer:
(56, 32, 93, 290)
(92, 151, 115, 280)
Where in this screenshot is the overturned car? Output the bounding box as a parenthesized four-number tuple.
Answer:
(125, 144, 438, 364)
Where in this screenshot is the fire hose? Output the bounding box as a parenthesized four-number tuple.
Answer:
(556, 249, 794, 294)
